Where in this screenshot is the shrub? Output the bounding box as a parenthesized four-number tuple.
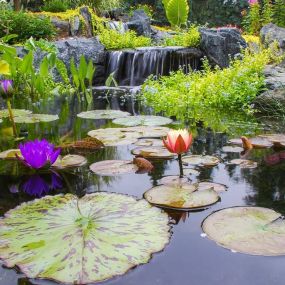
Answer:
(129, 4, 154, 18)
(163, 25, 200, 47)
(0, 10, 55, 43)
(42, 0, 69, 12)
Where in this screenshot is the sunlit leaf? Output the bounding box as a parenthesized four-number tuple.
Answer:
(53, 155, 87, 169)
(202, 207, 285, 256)
(228, 159, 258, 169)
(197, 182, 227, 193)
(0, 109, 32, 119)
(182, 155, 220, 166)
(77, 110, 131, 120)
(113, 115, 173, 127)
(13, 114, 59, 124)
(0, 149, 22, 160)
(0, 193, 170, 283)
(132, 147, 175, 159)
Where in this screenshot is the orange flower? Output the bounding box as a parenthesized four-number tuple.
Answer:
(163, 129, 192, 154)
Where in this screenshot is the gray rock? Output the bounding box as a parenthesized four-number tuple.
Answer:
(151, 26, 172, 44)
(126, 10, 151, 37)
(51, 17, 70, 38)
(199, 27, 247, 67)
(260, 23, 285, 51)
(264, 65, 285, 90)
(70, 16, 81, 37)
(79, 7, 93, 37)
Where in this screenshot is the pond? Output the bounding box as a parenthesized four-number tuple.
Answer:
(1, 90, 285, 285)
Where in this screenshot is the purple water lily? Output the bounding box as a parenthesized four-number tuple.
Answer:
(18, 139, 61, 169)
(0, 80, 13, 99)
(21, 172, 63, 198)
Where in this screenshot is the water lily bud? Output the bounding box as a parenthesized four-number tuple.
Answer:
(0, 80, 13, 99)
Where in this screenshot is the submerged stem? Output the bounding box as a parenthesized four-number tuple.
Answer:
(6, 99, 17, 137)
(178, 154, 184, 178)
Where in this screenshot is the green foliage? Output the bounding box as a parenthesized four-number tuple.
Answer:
(262, 0, 273, 25)
(273, 0, 285, 27)
(68, 0, 122, 12)
(243, 3, 261, 35)
(140, 50, 271, 124)
(42, 0, 69, 12)
(129, 4, 154, 18)
(163, 25, 200, 47)
(98, 28, 151, 49)
(0, 10, 55, 43)
(163, 0, 189, 27)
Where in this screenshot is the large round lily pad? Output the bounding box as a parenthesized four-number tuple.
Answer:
(134, 138, 163, 147)
(144, 184, 220, 210)
(0, 109, 32, 118)
(202, 207, 285, 256)
(14, 114, 59, 124)
(132, 147, 175, 159)
(0, 193, 170, 283)
(197, 182, 227, 193)
(112, 115, 172, 127)
(182, 155, 220, 166)
(124, 126, 171, 138)
(77, 110, 131, 120)
(228, 159, 257, 169)
(222, 146, 244, 153)
(90, 160, 138, 176)
(0, 149, 22, 160)
(53, 155, 87, 169)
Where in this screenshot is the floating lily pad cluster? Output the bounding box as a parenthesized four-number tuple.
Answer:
(77, 110, 131, 120)
(0, 193, 170, 284)
(0, 109, 58, 124)
(202, 207, 285, 256)
(112, 115, 173, 127)
(182, 155, 220, 167)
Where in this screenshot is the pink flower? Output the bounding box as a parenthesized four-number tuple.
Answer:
(163, 129, 192, 154)
(249, 0, 258, 5)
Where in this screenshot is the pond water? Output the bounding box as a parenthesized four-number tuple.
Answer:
(1, 91, 285, 285)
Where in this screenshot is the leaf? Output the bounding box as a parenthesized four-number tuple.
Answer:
(182, 155, 220, 166)
(90, 160, 138, 176)
(132, 147, 175, 159)
(78, 56, 87, 79)
(113, 115, 173, 127)
(77, 110, 131, 120)
(53, 155, 87, 169)
(162, 0, 171, 8)
(0, 60, 10, 75)
(39, 57, 49, 78)
(13, 114, 59, 124)
(202, 207, 285, 256)
(20, 51, 34, 74)
(166, 0, 189, 27)
(0, 149, 22, 160)
(0, 193, 170, 284)
(70, 57, 80, 88)
(0, 109, 32, 119)
(86, 60, 95, 82)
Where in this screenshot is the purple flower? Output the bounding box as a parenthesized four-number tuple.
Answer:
(18, 139, 61, 169)
(21, 172, 63, 198)
(0, 80, 13, 99)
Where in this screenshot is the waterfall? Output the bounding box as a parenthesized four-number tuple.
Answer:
(107, 21, 128, 34)
(105, 47, 203, 86)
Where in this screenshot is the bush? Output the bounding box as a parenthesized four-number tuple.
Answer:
(163, 26, 201, 47)
(42, 0, 69, 12)
(0, 10, 55, 43)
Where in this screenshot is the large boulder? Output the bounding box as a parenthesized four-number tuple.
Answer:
(126, 10, 152, 37)
(260, 23, 285, 52)
(199, 27, 247, 67)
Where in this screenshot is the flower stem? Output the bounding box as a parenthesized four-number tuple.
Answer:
(6, 99, 17, 137)
(178, 154, 184, 178)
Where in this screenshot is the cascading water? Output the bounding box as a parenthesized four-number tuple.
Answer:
(105, 47, 203, 86)
(107, 21, 129, 34)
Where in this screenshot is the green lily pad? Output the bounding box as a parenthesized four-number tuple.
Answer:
(53, 155, 87, 169)
(14, 114, 59, 124)
(0, 193, 170, 283)
(222, 146, 244, 153)
(229, 137, 273, 148)
(132, 147, 175, 159)
(258, 134, 285, 148)
(0, 149, 22, 160)
(228, 159, 258, 169)
(159, 176, 190, 186)
(0, 119, 2, 124)
(112, 115, 172, 127)
(197, 182, 227, 193)
(134, 138, 163, 147)
(124, 126, 171, 138)
(0, 109, 32, 118)
(90, 160, 138, 176)
(202, 207, 285, 256)
(182, 155, 220, 166)
(77, 110, 131, 120)
(144, 184, 219, 210)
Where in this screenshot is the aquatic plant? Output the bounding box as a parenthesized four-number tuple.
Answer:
(163, 129, 192, 177)
(163, 0, 189, 27)
(0, 193, 170, 284)
(0, 79, 17, 137)
(17, 139, 61, 169)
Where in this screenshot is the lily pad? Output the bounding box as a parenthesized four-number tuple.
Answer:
(0, 193, 170, 283)
(182, 155, 220, 166)
(77, 110, 131, 120)
(134, 138, 163, 147)
(197, 182, 227, 193)
(258, 134, 285, 148)
(53, 155, 87, 169)
(222, 146, 244, 153)
(202, 206, 285, 256)
(229, 137, 273, 148)
(183, 168, 200, 176)
(0, 109, 32, 118)
(14, 114, 59, 124)
(159, 176, 189, 186)
(144, 184, 219, 210)
(112, 115, 172, 127)
(0, 119, 2, 124)
(124, 126, 171, 138)
(132, 147, 175, 159)
(90, 160, 138, 176)
(0, 149, 22, 160)
(228, 159, 258, 169)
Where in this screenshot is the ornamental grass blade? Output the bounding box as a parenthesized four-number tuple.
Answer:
(0, 193, 170, 284)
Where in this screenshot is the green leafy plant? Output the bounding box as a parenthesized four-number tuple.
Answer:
(42, 0, 69, 12)
(0, 10, 55, 43)
(129, 4, 154, 18)
(273, 0, 285, 27)
(163, 0, 189, 27)
(262, 0, 273, 25)
(243, 2, 261, 35)
(163, 25, 200, 47)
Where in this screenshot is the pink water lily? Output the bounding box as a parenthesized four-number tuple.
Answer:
(249, 0, 258, 5)
(17, 139, 61, 169)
